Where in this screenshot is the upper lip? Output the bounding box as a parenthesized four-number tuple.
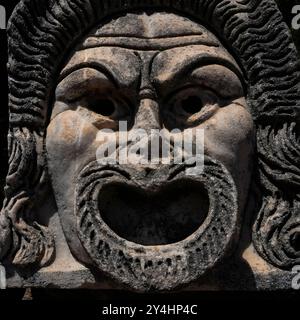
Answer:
(90, 162, 198, 191)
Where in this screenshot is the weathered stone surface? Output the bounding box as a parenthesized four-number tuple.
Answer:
(0, 0, 299, 292)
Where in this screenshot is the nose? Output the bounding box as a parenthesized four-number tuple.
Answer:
(127, 98, 166, 168)
(133, 98, 161, 133)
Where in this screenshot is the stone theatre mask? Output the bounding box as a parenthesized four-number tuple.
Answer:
(0, 0, 299, 291)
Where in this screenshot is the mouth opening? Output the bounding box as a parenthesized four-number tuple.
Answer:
(98, 179, 209, 246)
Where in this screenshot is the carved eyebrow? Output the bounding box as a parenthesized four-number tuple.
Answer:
(58, 62, 120, 89)
(152, 53, 244, 91)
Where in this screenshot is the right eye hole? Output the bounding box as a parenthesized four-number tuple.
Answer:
(87, 98, 116, 117)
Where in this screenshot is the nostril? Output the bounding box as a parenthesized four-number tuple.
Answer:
(145, 168, 153, 176)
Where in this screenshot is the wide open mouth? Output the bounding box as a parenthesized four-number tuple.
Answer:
(98, 179, 209, 246)
(76, 159, 238, 291)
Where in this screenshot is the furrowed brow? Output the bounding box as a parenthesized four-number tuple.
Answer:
(152, 48, 243, 92)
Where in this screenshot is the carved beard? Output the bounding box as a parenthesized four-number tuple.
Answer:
(76, 157, 238, 291)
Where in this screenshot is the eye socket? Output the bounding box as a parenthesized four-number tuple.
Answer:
(171, 88, 218, 117)
(181, 96, 204, 115)
(87, 97, 116, 117)
(163, 87, 220, 130)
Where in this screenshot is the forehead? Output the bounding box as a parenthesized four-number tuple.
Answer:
(60, 11, 241, 79)
(80, 12, 221, 51)
(92, 12, 209, 37)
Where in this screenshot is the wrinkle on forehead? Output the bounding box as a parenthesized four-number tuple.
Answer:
(80, 35, 219, 51)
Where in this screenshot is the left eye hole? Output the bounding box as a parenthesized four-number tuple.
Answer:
(180, 95, 204, 115)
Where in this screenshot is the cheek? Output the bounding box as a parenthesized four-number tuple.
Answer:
(46, 111, 99, 175)
(201, 104, 255, 173)
(199, 103, 255, 210)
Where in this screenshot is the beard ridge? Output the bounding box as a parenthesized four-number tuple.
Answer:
(75, 157, 238, 291)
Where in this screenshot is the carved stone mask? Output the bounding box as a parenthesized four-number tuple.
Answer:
(1, 0, 299, 292)
(45, 12, 254, 290)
